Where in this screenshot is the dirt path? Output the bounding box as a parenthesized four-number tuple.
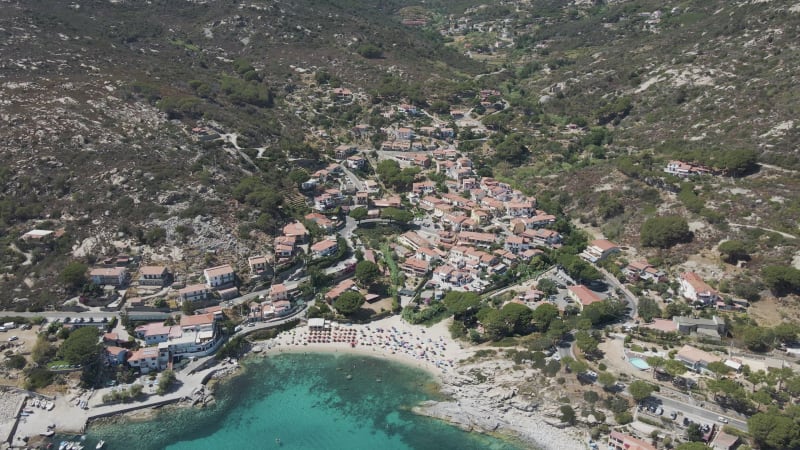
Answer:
(728, 222, 797, 240)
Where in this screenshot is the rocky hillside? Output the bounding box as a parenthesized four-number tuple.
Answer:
(0, 0, 484, 308)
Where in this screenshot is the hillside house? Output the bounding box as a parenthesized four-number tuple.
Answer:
(90, 267, 127, 287)
(346, 155, 366, 170)
(580, 239, 620, 263)
(274, 235, 297, 259)
(623, 261, 666, 282)
(397, 104, 418, 115)
(674, 315, 726, 339)
(664, 160, 712, 177)
(505, 200, 536, 218)
(332, 87, 352, 100)
(396, 127, 414, 140)
(504, 236, 528, 254)
(525, 229, 562, 248)
(457, 231, 496, 248)
(283, 222, 309, 243)
(412, 181, 436, 195)
(675, 344, 722, 373)
(401, 257, 430, 276)
(203, 264, 235, 288)
(568, 285, 603, 310)
(21, 229, 56, 241)
(139, 266, 170, 287)
(310, 238, 339, 258)
(334, 144, 357, 160)
(178, 283, 211, 303)
(679, 272, 719, 304)
(305, 213, 336, 233)
(248, 255, 269, 275)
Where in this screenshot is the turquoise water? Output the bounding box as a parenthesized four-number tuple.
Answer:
(629, 358, 650, 370)
(84, 353, 527, 450)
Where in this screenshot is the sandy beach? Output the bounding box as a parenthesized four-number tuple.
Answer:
(254, 315, 585, 450)
(8, 314, 584, 450)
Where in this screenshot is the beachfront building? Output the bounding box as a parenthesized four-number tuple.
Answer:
(127, 347, 165, 373)
(131, 313, 223, 372)
(608, 431, 656, 450)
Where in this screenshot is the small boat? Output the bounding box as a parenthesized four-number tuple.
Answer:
(47, 401, 55, 410)
(41, 430, 55, 437)
(23, 408, 34, 414)
(96, 440, 105, 449)
(275, 437, 282, 446)
(33, 399, 40, 408)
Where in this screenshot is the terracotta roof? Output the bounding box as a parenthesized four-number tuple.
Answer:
(180, 313, 215, 328)
(128, 347, 159, 362)
(590, 239, 619, 251)
(179, 283, 209, 295)
(311, 239, 338, 252)
(568, 285, 603, 306)
(283, 222, 309, 237)
(676, 344, 722, 365)
(681, 272, 716, 294)
(643, 318, 676, 333)
(203, 264, 234, 277)
(139, 266, 167, 276)
(90, 267, 125, 277)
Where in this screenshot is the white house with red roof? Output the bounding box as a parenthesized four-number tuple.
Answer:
(580, 239, 620, 263)
(567, 285, 603, 310)
(310, 238, 339, 258)
(679, 272, 719, 304)
(203, 264, 235, 288)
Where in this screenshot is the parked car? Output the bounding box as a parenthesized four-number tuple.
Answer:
(8, 336, 18, 342)
(718, 416, 728, 424)
(670, 411, 677, 420)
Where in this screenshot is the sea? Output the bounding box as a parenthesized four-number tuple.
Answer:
(81, 353, 528, 450)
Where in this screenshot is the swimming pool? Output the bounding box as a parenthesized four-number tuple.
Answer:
(629, 358, 650, 370)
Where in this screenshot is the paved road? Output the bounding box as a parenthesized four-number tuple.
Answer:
(340, 166, 365, 192)
(2, 311, 118, 320)
(599, 267, 638, 321)
(651, 393, 748, 432)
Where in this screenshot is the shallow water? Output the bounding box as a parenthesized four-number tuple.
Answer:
(83, 353, 528, 450)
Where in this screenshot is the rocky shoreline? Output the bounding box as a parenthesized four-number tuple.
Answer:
(412, 360, 585, 450)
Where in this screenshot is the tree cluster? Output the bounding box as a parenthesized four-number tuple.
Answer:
(640, 216, 692, 248)
(376, 160, 420, 192)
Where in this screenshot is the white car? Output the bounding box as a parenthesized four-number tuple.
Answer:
(718, 416, 729, 424)
(552, 354, 561, 361)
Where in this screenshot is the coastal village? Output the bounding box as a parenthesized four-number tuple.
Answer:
(2, 81, 794, 450)
(2, 1, 800, 450)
